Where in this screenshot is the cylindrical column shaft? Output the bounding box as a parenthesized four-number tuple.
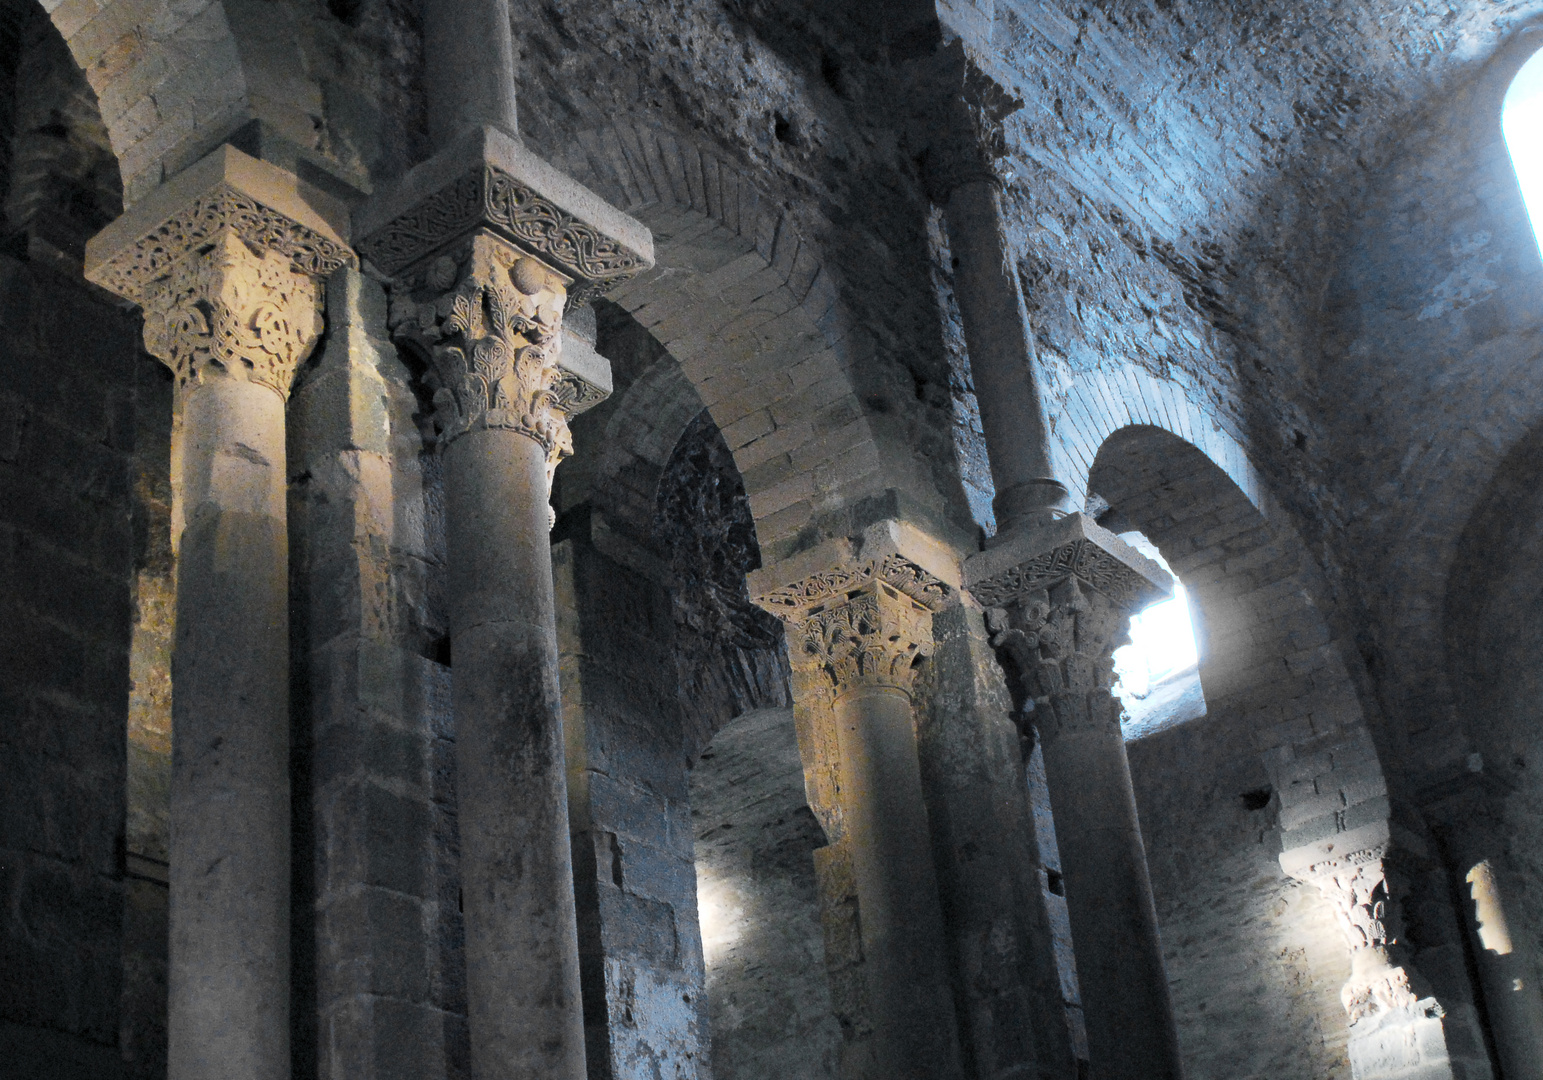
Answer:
(168, 377, 291, 1080)
(423, 0, 519, 148)
(945, 180, 1066, 533)
(1039, 701, 1183, 1079)
(1464, 858, 1543, 1078)
(835, 685, 963, 1080)
(446, 427, 587, 1080)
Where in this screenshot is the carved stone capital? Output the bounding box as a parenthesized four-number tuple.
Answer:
(355, 125, 654, 304)
(141, 229, 324, 398)
(1281, 824, 1423, 1023)
(388, 231, 574, 471)
(795, 579, 937, 698)
(967, 515, 1170, 741)
(966, 514, 1170, 615)
(922, 45, 1025, 201)
(753, 550, 951, 700)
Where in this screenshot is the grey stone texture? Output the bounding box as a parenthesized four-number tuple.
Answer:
(690, 707, 841, 1080)
(19, 0, 1543, 1078)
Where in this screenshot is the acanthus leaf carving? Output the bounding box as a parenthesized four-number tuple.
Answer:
(388, 232, 574, 479)
(140, 228, 323, 399)
(756, 554, 950, 615)
(1297, 844, 1424, 1023)
(982, 575, 1130, 743)
(797, 583, 935, 698)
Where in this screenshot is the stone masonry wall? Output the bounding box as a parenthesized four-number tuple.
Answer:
(0, 251, 142, 1076)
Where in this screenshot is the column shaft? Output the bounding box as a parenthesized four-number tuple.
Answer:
(835, 685, 961, 1080)
(168, 377, 291, 1080)
(945, 181, 1066, 533)
(1038, 706, 1182, 1079)
(423, 0, 518, 147)
(447, 428, 587, 1080)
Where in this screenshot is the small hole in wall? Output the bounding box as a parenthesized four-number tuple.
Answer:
(425, 634, 452, 667)
(1046, 868, 1065, 896)
(1293, 429, 1308, 450)
(773, 112, 793, 144)
(457, 887, 463, 914)
(1241, 787, 1272, 812)
(327, 0, 363, 23)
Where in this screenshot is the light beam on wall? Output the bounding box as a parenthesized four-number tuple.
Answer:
(1111, 535, 1198, 702)
(1503, 49, 1543, 260)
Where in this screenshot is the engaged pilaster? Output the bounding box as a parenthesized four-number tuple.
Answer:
(966, 514, 1186, 1080)
(752, 522, 966, 1080)
(84, 145, 351, 1080)
(356, 125, 650, 1080)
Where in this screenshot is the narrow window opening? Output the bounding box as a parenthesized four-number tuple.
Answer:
(1502, 49, 1543, 259)
(1111, 532, 1205, 739)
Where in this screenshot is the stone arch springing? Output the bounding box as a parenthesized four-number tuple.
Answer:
(549, 123, 899, 564)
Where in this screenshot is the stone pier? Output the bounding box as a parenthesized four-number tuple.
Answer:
(84, 147, 353, 1079)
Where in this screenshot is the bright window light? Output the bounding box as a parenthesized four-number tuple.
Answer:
(1111, 536, 1198, 701)
(1503, 48, 1543, 259)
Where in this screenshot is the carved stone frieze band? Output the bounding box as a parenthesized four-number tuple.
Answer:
(970, 536, 1166, 614)
(756, 554, 952, 615)
(357, 165, 649, 300)
(388, 230, 574, 469)
(140, 229, 324, 398)
(91, 184, 355, 305)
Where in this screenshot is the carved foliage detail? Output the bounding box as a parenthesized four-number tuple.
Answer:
(1299, 846, 1421, 1023)
(388, 231, 573, 469)
(94, 185, 354, 303)
(140, 229, 323, 398)
(798, 583, 934, 697)
(983, 577, 1129, 742)
(971, 537, 1163, 613)
(358, 166, 647, 296)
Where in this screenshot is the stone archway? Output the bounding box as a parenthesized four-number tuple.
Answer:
(1088, 424, 1488, 1080)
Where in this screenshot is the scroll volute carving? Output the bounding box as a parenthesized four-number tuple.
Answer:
(983, 576, 1130, 743)
(388, 230, 572, 475)
(140, 228, 324, 398)
(799, 581, 935, 699)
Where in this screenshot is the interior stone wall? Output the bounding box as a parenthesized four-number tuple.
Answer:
(689, 706, 841, 1080)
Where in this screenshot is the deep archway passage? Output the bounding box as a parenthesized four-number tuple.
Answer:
(1087, 425, 1374, 1079)
(689, 707, 841, 1080)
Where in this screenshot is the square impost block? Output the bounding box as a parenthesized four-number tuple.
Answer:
(748, 518, 964, 619)
(964, 513, 1171, 615)
(84, 144, 356, 304)
(353, 125, 653, 302)
(353, 125, 653, 415)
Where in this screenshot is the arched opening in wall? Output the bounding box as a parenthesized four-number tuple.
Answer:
(1441, 417, 1543, 1075)
(1503, 48, 1543, 259)
(1086, 425, 1360, 1080)
(689, 707, 841, 1080)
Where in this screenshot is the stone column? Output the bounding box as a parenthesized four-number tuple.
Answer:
(1281, 822, 1497, 1080)
(924, 49, 1068, 535)
(84, 146, 354, 1080)
(751, 523, 966, 1080)
(357, 127, 650, 1080)
(967, 515, 1185, 1080)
